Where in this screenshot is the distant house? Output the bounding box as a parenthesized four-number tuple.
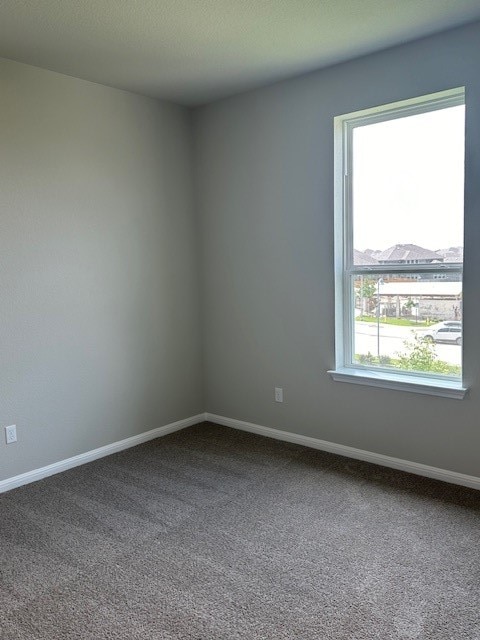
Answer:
(372, 244, 462, 281)
(354, 249, 378, 265)
(436, 246, 463, 263)
(376, 244, 443, 265)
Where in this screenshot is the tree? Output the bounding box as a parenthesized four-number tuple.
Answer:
(356, 276, 377, 315)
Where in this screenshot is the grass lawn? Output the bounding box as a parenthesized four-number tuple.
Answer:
(356, 315, 434, 327)
(354, 352, 461, 376)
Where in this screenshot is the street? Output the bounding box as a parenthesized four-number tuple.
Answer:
(354, 321, 461, 366)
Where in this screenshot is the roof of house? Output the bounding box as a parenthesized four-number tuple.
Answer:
(436, 247, 463, 263)
(377, 244, 443, 262)
(354, 249, 378, 265)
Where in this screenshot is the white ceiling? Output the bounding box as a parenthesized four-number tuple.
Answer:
(1, 0, 480, 105)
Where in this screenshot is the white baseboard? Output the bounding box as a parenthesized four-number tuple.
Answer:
(206, 413, 480, 491)
(0, 413, 206, 494)
(2, 411, 478, 494)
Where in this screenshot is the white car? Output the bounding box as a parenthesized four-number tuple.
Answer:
(423, 321, 462, 345)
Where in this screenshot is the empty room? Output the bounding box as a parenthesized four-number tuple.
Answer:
(0, 2, 479, 638)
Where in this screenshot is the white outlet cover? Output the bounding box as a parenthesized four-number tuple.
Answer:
(5, 425, 17, 444)
(275, 387, 284, 403)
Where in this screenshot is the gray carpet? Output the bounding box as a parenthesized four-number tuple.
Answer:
(0, 422, 479, 640)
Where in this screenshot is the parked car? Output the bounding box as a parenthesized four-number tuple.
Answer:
(422, 321, 462, 345)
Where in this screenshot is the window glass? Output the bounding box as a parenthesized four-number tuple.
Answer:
(352, 105, 465, 267)
(353, 273, 462, 378)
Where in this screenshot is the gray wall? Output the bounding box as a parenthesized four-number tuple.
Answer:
(195, 22, 480, 477)
(2, 22, 480, 484)
(0, 59, 203, 482)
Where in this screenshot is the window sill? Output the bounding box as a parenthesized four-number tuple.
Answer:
(328, 368, 467, 399)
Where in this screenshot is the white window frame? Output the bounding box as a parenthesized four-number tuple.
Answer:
(329, 88, 467, 399)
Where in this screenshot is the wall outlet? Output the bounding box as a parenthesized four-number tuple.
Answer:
(274, 387, 284, 403)
(5, 425, 17, 444)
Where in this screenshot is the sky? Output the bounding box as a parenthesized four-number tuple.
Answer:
(352, 104, 465, 253)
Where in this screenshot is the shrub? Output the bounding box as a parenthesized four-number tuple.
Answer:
(396, 333, 460, 376)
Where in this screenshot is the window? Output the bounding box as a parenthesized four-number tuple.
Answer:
(330, 88, 466, 398)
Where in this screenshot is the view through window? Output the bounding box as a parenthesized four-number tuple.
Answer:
(339, 90, 465, 383)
